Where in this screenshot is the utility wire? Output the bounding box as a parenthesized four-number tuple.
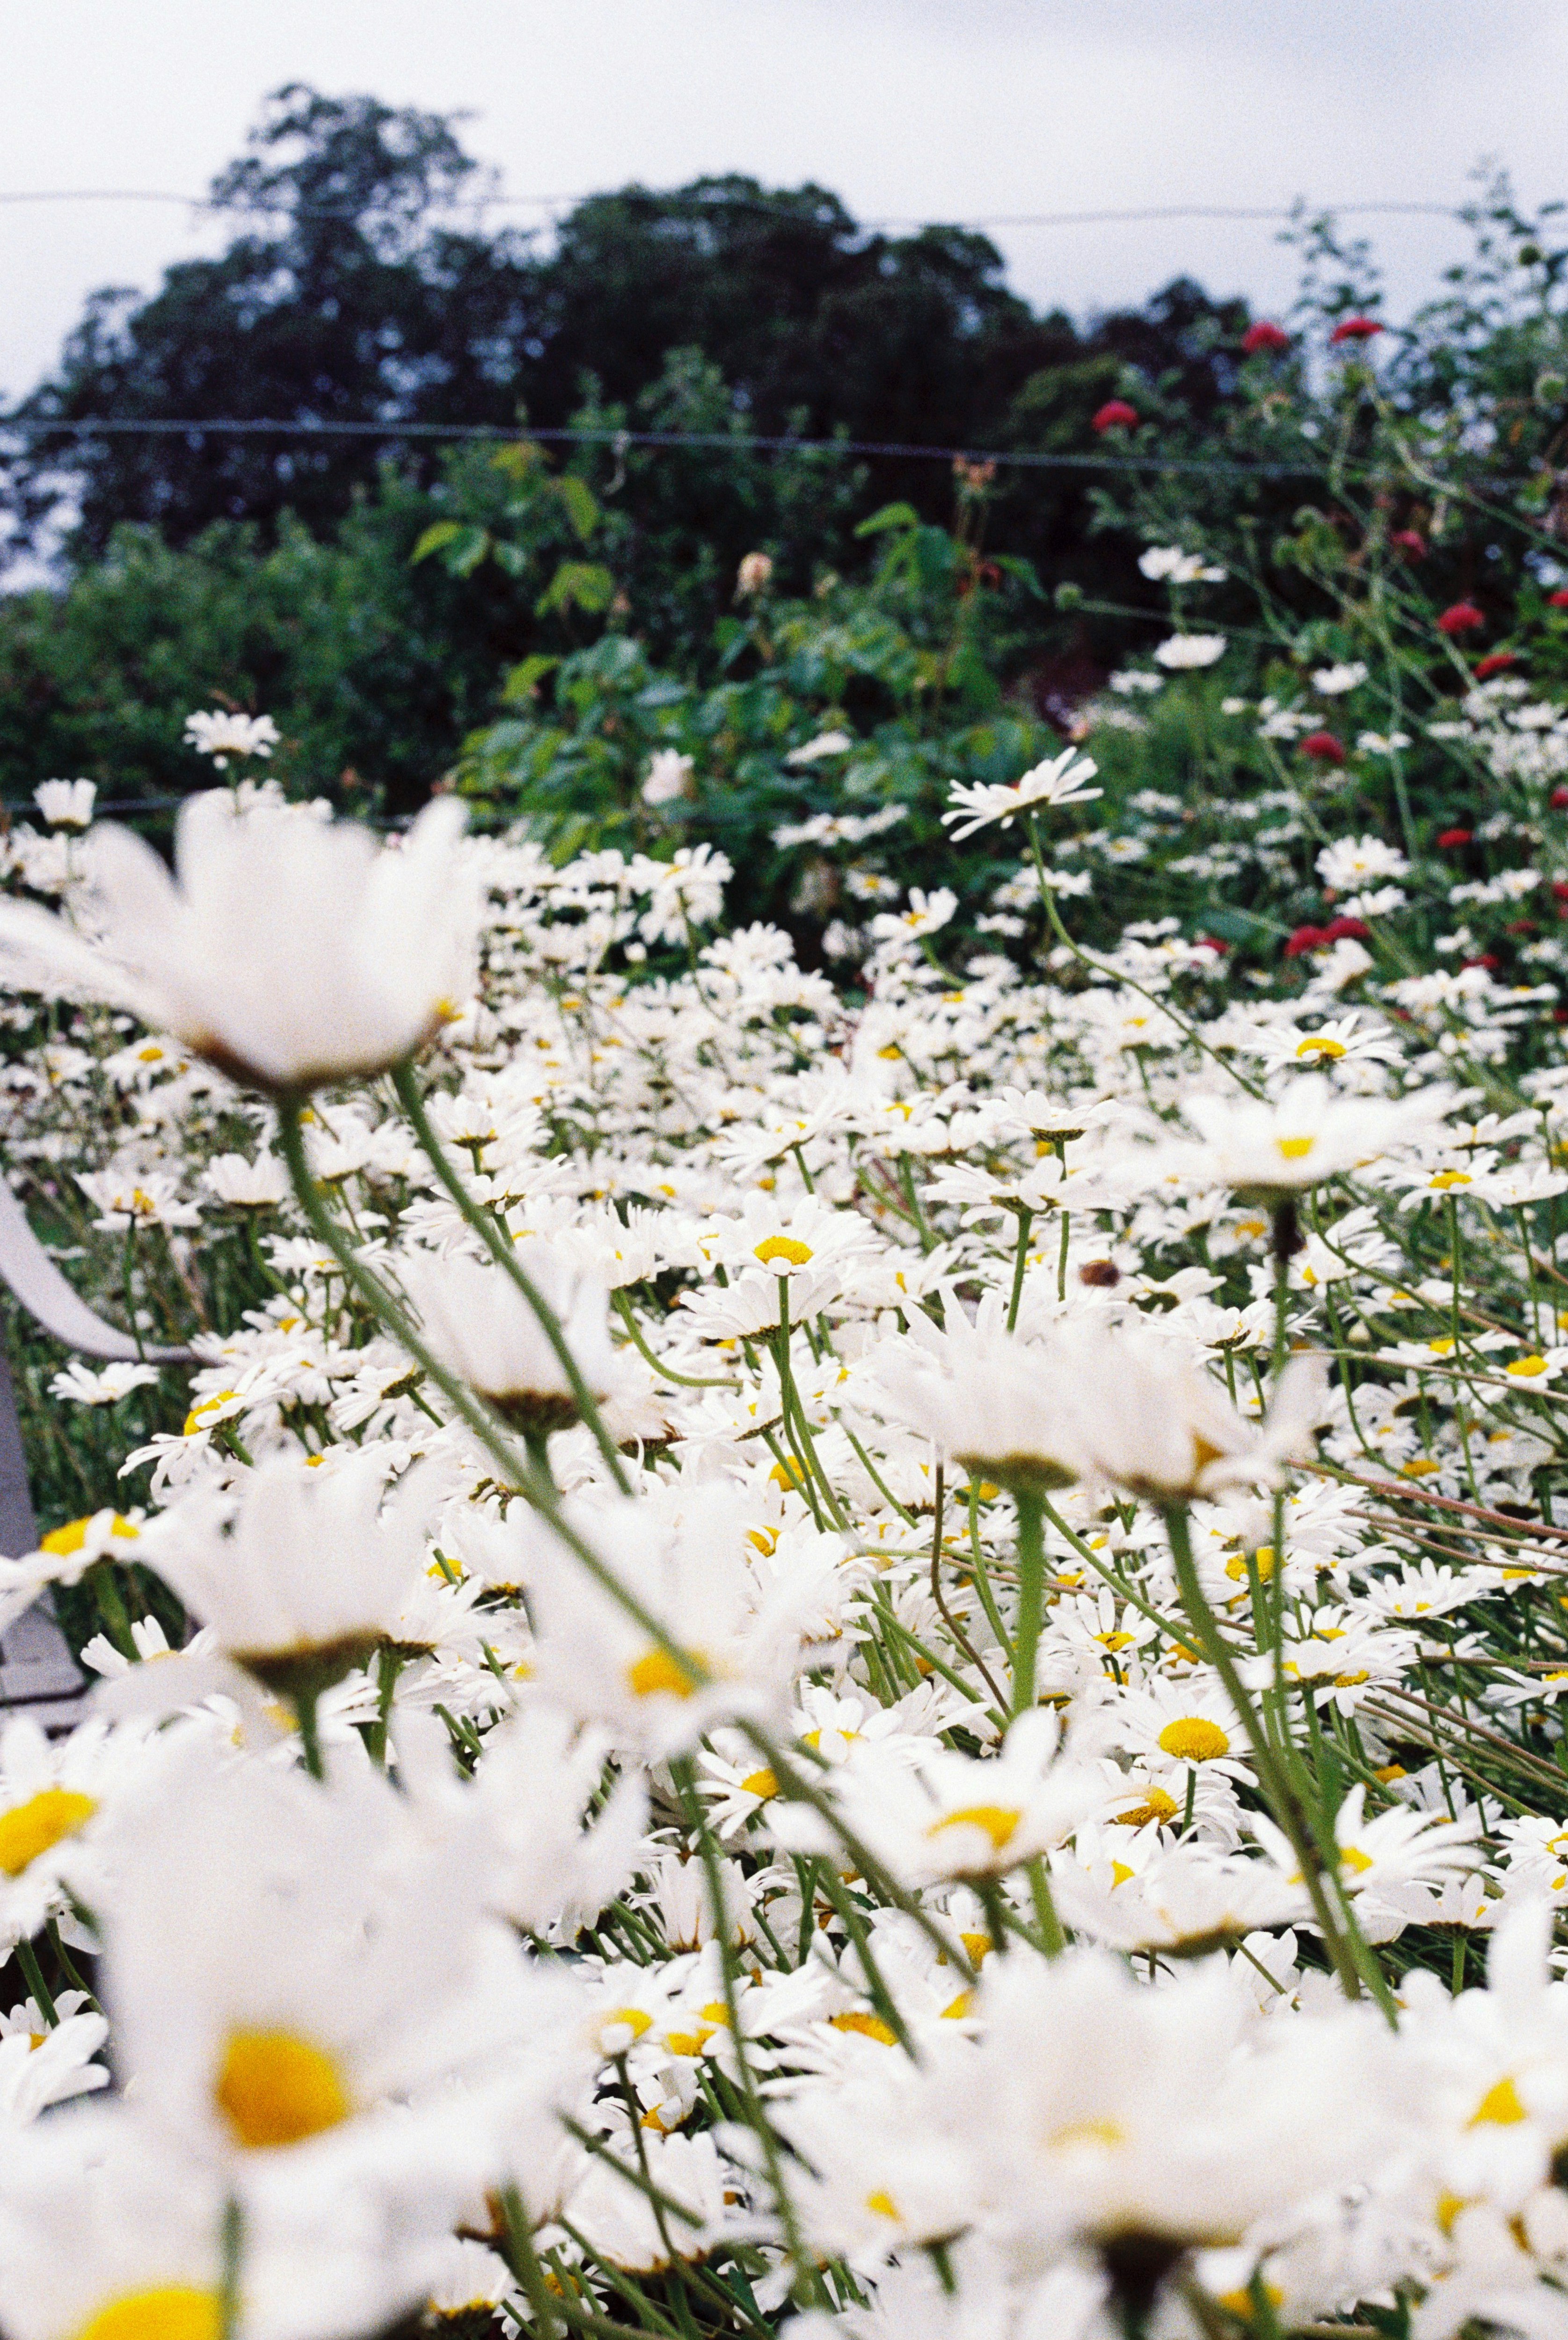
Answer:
(0, 188, 1481, 233)
(0, 415, 1354, 479)
(0, 414, 1539, 488)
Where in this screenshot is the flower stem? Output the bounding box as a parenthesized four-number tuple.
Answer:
(1162, 1501, 1369, 2006)
(1006, 1207, 1033, 1331)
(1011, 1492, 1045, 1717)
(392, 1058, 632, 1493)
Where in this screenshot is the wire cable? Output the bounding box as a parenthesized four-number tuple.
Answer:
(0, 414, 1354, 479)
(0, 188, 1479, 233)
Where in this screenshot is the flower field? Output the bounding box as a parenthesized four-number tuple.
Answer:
(14, 293, 1568, 2340)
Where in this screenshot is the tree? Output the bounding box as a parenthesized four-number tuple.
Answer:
(5, 87, 538, 557)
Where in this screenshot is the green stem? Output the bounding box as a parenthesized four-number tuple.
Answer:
(1011, 1492, 1045, 1718)
(295, 1689, 325, 1782)
(15, 1935, 56, 2025)
(278, 1101, 704, 1688)
(219, 2198, 242, 2340)
(1162, 1502, 1370, 2009)
(392, 1059, 632, 1493)
(1006, 1207, 1033, 1331)
(613, 1290, 737, 1387)
(671, 1756, 824, 2304)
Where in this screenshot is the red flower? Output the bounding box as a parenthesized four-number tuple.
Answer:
(1241, 320, 1291, 354)
(1553, 787, 1568, 810)
(1301, 730, 1346, 764)
(1390, 529, 1428, 559)
(1437, 828, 1473, 848)
(1437, 602, 1485, 635)
(1194, 934, 1229, 955)
(1551, 590, 1568, 609)
(1092, 400, 1138, 434)
(1506, 919, 1537, 934)
(1284, 915, 1370, 958)
(1553, 880, 1568, 901)
(1330, 315, 1385, 344)
(1462, 955, 1501, 972)
(1474, 651, 1518, 680)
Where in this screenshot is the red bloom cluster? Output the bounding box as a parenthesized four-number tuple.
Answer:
(1437, 828, 1473, 848)
(1474, 651, 1518, 680)
(1241, 320, 1291, 354)
(1391, 529, 1428, 558)
(1283, 916, 1372, 958)
(1330, 315, 1385, 344)
(1301, 731, 1346, 764)
(1552, 787, 1568, 810)
(1551, 590, 1568, 610)
(1091, 400, 1138, 434)
(1437, 602, 1485, 635)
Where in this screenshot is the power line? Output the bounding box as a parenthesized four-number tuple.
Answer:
(0, 412, 1537, 490)
(0, 414, 1343, 478)
(0, 187, 1479, 233)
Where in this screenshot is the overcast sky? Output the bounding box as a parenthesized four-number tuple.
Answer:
(1, 0, 1566, 404)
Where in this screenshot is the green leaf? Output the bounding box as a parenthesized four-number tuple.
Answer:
(500, 655, 560, 705)
(854, 502, 920, 538)
(412, 523, 492, 577)
(552, 475, 600, 543)
(409, 520, 465, 564)
(536, 561, 616, 618)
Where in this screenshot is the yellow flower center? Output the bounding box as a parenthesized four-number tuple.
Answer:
(740, 1769, 778, 1800)
(214, 2028, 350, 2150)
(182, 1391, 241, 1436)
(1049, 2118, 1125, 2153)
(1218, 2282, 1284, 2321)
(1157, 1717, 1230, 1763)
(598, 2008, 653, 2051)
(1471, 2076, 1527, 2128)
(0, 1788, 97, 1877)
(78, 2292, 220, 2340)
(1509, 1355, 1550, 1378)
(1225, 1545, 1276, 1583)
(1276, 1136, 1315, 1160)
(1113, 1786, 1180, 1828)
(1429, 1170, 1471, 1190)
(754, 1236, 813, 1268)
(1296, 1036, 1346, 1059)
(830, 2011, 898, 2044)
(627, 1647, 706, 1700)
(865, 2190, 901, 2220)
(41, 1514, 137, 1557)
(1340, 1845, 1375, 1875)
(926, 1804, 1023, 1851)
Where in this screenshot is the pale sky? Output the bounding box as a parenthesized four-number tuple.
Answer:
(0, 0, 1565, 404)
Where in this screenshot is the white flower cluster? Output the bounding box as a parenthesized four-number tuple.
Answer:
(1, 741, 1568, 2340)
